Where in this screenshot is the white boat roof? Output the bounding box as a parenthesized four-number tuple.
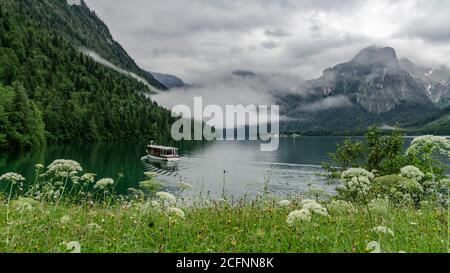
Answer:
(147, 144, 178, 150)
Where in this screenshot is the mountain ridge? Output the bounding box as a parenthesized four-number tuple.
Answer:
(19, 0, 168, 91)
(279, 46, 446, 133)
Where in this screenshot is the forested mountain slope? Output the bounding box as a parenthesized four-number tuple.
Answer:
(0, 0, 174, 150)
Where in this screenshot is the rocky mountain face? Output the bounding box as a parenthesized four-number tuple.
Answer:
(279, 46, 443, 133)
(19, 0, 168, 90)
(399, 58, 450, 108)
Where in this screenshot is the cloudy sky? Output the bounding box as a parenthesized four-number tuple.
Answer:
(85, 0, 450, 84)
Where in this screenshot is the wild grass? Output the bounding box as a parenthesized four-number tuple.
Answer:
(0, 197, 446, 253)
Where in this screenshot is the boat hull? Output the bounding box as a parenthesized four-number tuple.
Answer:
(146, 154, 180, 162)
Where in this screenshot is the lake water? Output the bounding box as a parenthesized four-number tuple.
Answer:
(0, 137, 418, 199)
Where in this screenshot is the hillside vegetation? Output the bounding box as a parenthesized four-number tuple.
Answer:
(0, 1, 174, 150)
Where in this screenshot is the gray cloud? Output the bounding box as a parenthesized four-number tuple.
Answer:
(83, 0, 450, 88)
(299, 95, 353, 112)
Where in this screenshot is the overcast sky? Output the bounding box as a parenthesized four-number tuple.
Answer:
(84, 0, 450, 84)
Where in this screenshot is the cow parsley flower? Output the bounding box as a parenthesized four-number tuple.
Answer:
(368, 198, 389, 215)
(177, 182, 193, 191)
(144, 172, 158, 179)
(301, 199, 328, 216)
(66, 241, 81, 253)
(278, 200, 291, 207)
(167, 207, 185, 219)
(398, 177, 423, 193)
(80, 173, 96, 183)
(407, 135, 450, 159)
(372, 226, 394, 236)
(12, 197, 37, 212)
(156, 191, 176, 205)
(60, 215, 71, 225)
(0, 172, 25, 184)
(286, 209, 311, 225)
(400, 166, 425, 182)
(94, 178, 114, 189)
(366, 241, 381, 253)
(328, 200, 357, 215)
(47, 159, 83, 177)
(34, 164, 44, 170)
(341, 168, 374, 194)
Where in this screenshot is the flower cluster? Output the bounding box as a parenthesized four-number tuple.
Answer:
(372, 226, 394, 236)
(167, 207, 186, 219)
(177, 182, 193, 191)
(0, 172, 25, 184)
(407, 135, 450, 159)
(60, 215, 71, 225)
(327, 200, 357, 215)
(156, 191, 176, 205)
(94, 178, 114, 190)
(366, 241, 381, 253)
(341, 168, 374, 195)
(368, 198, 389, 215)
(47, 159, 83, 177)
(66, 241, 81, 253)
(81, 173, 96, 183)
(400, 166, 425, 182)
(144, 172, 158, 179)
(12, 197, 37, 212)
(278, 200, 291, 207)
(301, 199, 328, 216)
(286, 209, 311, 225)
(34, 164, 44, 170)
(398, 177, 423, 194)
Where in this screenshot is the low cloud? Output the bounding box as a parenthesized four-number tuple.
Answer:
(299, 95, 353, 112)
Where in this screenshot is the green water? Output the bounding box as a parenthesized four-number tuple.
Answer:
(0, 137, 417, 198)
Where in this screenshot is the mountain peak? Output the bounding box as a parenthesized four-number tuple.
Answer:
(351, 46, 399, 68)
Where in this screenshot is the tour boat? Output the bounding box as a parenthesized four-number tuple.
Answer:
(146, 142, 180, 162)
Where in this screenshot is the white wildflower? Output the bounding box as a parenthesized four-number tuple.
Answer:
(366, 241, 381, 253)
(80, 173, 96, 183)
(372, 226, 394, 236)
(301, 199, 328, 216)
(400, 166, 425, 182)
(286, 209, 311, 225)
(47, 159, 83, 177)
(66, 241, 81, 253)
(34, 164, 44, 170)
(399, 177, 423, 193)
(177, 182, 193, 191)
(278, 200, 291, 207)
(60, 215, 71, 225)
(94, 178, 114, 189)
(167, 207, 185, 219)
(144, 172, 158, 178)
(407, 135, 450, 158)
(0, 172, 25, 184)
(368, 198, 389, 215)
(341, 168, 374, 194)
(139, 201, 161, 213)
(328, 200, 357, 215)
(12, 197, 37, 212)
(156, 191, 176, 205)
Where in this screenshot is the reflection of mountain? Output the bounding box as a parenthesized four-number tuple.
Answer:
(278, 46, 449, 134)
